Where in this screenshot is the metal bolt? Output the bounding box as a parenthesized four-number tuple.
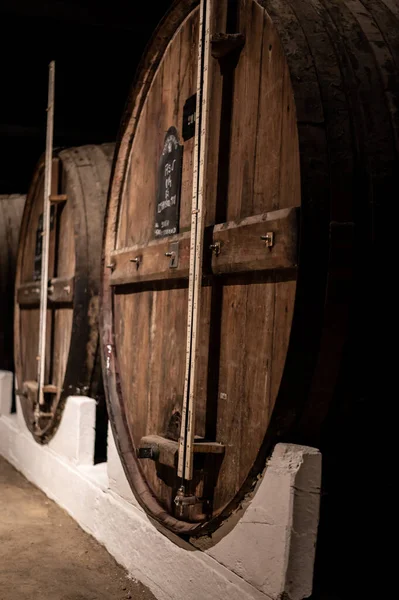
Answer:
(209, 242, 221, 256)
(106, 263, 115, 270)
(260, 232, 274, 248)
(165, 252, 174, 258)
(130, 256, 141, 270)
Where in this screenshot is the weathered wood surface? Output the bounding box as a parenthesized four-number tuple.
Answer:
(0, 194, 25, 372)
(139, 435, 225, 469)
(17, 276, 74, 306)
(211, 208, 298, 274)
(109, 207, 297, 285)
(101, 0, 399, 535)
(14, 144, 114, 445)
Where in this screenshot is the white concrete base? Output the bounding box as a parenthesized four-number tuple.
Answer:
(0, 369, 321, 600)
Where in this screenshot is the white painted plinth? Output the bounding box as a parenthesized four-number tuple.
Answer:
(0, 369, 321, 600)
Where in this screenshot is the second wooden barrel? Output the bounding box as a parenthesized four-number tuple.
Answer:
(0, 194, 26, 373)
(101, 0, 398, 535)
(15, 144, 114, 447)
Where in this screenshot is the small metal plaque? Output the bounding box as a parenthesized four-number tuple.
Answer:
(167, 241, 179, 268)
(33, 205, 55, 280)
(154, 127, 183, 238)
(183, 94, 196, 141)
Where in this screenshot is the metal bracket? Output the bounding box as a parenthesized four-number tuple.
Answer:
(209, 241, 221, 256)
(130, 256, 141, 270)
(174, 486, 197, 507)
(165, 241, 179, 268)
(260, 232, 274, 248)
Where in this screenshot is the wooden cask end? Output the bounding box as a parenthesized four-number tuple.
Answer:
(15, 144, 114, 446)
(0, 194, 26, 372)
(101, 0, 399, 536)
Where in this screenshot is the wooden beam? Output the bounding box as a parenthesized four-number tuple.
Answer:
(109, 208, 298, 287)
(16, 281, 40, 305)
(50, 194, 67, 204)
(110, 232, 191, 286)
(17, 276, 74, 306)
(47, 276, 74, 303)
(43, 384, 58, 394)
(211, 207, 298, 275)
(137, 434, 225, 469)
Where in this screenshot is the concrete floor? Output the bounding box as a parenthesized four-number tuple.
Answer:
(0, 456, 156, 600)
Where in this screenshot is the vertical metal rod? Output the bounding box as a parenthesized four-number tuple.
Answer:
(178, 0, 212, 483)
(36, 61, 55, 410)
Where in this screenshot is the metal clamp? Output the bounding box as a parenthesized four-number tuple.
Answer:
(260, 232, 274, 248)
(130, 256, 141, 270)
(165, 242, 179, 268)
(209, 241, 221, 256)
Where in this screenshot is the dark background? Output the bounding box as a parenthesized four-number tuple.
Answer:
(0, 0, 172, 192)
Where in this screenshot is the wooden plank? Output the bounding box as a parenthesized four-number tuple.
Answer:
(269, 33, 301, 415)
(43, 384, 58, 394)
(226, 0, 265, 221)
(52, 166, 76, 406)
(110, 207, 297, 286)
(17, 281, 41, 305)
(110, 233, 191, 285)
(179, 9, 200, 230)
(116, 69, 161, 248)
(238, 274, 275, 485)
(17, 276, 74, 306)
(48, 276, 74, 303)
(253, 10, 286, 213)
(211, 207, 298, 275)
(138, 434, 225, 469)
(49, 194, 67, 204)
(214, 282, 247, 509)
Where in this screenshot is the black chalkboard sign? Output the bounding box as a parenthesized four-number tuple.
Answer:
(33, 205, 55, 280)
(154, 127, 183, 238)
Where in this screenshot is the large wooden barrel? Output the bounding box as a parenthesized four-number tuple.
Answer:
(0, 195, 26, 373)
(101, 0, 399, 536)
(15, 144, 114, 448)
